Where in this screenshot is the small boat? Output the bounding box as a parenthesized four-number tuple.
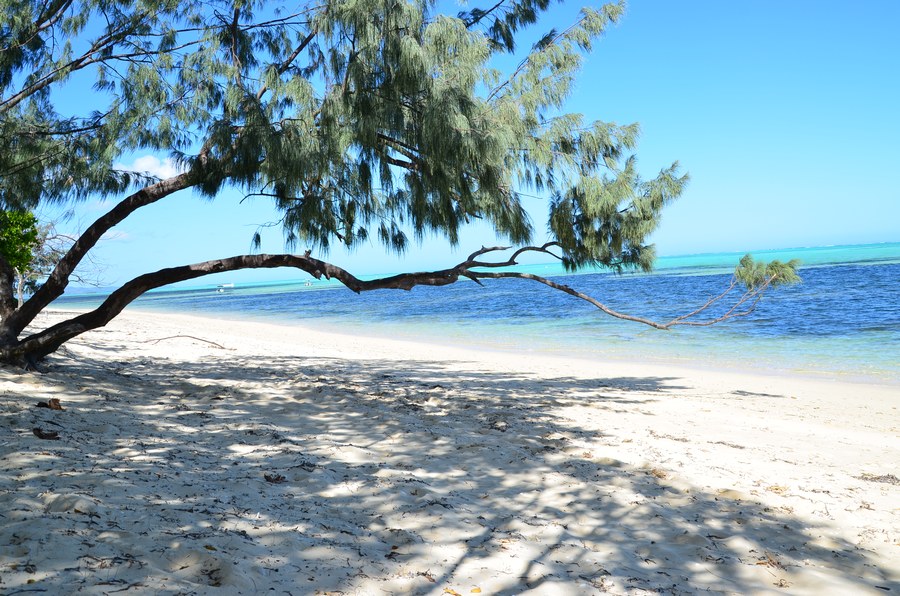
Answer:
(216, 283, 235, 293)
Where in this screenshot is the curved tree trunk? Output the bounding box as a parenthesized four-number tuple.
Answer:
(2, 252, 463, 362)
(0, 170, 196, 342)
(1, 246, 774, 366)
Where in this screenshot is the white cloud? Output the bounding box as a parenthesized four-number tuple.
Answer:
(116, 155, 182, 179)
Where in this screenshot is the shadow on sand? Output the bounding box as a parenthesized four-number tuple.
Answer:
(1, 329, 895, 594)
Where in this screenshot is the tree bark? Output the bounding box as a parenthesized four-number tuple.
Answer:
(0, 254, 15, 325)
(1, 246, 775, 364)
(3, 251, 463, 361)
(15, 270, 25, 307)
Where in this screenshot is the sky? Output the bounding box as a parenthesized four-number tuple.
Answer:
(47, 1, 900, 286)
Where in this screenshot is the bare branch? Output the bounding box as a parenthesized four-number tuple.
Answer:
(144, 335, 229, 349)
(475, 270, 670, 328)
(5, 247, 784, 362)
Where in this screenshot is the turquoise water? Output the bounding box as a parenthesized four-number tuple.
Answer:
(56, 242, 900, 383)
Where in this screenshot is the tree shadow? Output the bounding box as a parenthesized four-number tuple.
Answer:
(0, 342, 895, 594)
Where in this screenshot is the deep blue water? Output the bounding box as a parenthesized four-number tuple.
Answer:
(56, 243, 900, 382)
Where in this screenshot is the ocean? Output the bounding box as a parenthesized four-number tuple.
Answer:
(56, 242, 900, 384)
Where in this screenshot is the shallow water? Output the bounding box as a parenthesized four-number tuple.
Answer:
(56, 242, 900, 383)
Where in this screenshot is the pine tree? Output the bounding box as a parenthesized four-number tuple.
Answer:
(0, 0, 798, 365)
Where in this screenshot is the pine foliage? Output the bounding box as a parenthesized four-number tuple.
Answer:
(2, 0, 686, 272)
(735, 254, 801, 290)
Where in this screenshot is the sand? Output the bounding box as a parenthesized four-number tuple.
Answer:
(1, 308, 898, 595)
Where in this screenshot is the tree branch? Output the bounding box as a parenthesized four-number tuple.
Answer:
(486, 15, 587, 103)
(256, 29, 318, 101)
(461, 0, 507, 29)
(6, 247, 785, 361)
(1, 169, 197, 337)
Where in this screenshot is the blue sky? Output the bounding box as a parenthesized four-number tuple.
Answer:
(50, 1, 900, 286)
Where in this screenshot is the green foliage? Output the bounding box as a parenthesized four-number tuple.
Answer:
(2, 0, 690, 274)
(735, 254, 801, 290)
(0, 210, 38, 271)
(0, 0, 190, 209)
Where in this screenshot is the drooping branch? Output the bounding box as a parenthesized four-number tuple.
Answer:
(464, 245, 787, 328)
(6, 246, 792, 362)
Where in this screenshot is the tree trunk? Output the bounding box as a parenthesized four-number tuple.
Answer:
(0, 254, 16, 328)
(15, 269, 24, 307)
(0, 244, 782, 367)
(0, 170, 196, 341)
(3, 251, 463, 362)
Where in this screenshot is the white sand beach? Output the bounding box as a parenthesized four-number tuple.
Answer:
(1, 309, 898, 595)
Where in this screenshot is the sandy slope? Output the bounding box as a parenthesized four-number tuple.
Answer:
(0, 309, 898, 595)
